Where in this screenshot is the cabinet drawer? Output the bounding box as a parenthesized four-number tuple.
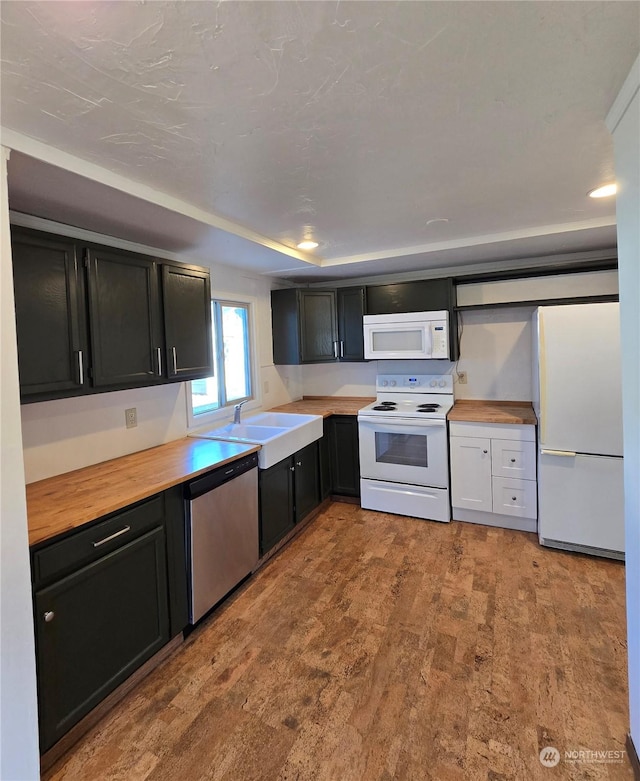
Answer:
(491, 439, 536, 480)
(32, 495, 165, 588)
(492, 477, 537, 519)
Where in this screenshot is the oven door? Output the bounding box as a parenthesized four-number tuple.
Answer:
(358, 417, 448, 488)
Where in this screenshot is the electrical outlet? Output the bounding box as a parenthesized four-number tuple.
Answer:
(125, 407, 137, 428)
(457, 371, 468, 385)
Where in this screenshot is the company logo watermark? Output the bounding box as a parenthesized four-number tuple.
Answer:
(539, 747, 560, 767)
(539, 745, 626, 767)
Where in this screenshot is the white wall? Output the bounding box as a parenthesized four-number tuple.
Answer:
(0, 148, 40, 779)
(18, 217, 302, 483)
(607, 54, 640, 753)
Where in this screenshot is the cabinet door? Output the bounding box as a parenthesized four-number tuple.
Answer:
(86, 247, 163, 387)
(294, 442, 320, 523)
(450, 436, 492, 511)
(11, 228, 86, 398)
(337, 287, 365, 361)
(34, 527, 169, 752)
(366, 278, 454, 315)
(259, 457, 295, 556)
(329, 416, 361, 497)
(300, 290, 338, 363)
(162, 264, 213, 380)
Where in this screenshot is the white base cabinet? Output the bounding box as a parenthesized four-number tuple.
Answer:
(449, 421, 537, 532)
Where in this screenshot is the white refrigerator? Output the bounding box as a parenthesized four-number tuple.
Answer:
(532, 302, 624, 559)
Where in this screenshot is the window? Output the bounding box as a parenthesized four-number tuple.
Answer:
(190, 299, 254, 421)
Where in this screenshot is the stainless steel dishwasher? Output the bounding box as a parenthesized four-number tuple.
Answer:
(185, 452, 259, 624)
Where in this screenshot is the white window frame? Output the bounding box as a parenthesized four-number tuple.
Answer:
(187, 293, 261, 430)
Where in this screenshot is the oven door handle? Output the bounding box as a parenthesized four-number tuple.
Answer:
(358, 416, 446, 429)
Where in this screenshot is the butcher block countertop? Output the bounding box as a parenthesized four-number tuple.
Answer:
(448, 400, 537, 426)
(26, 438, 260, 547)
(269, 396, 375, 417)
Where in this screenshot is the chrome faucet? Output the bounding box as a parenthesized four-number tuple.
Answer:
(233, 400, 249, 424)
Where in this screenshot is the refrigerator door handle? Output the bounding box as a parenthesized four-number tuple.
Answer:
(540, 449, 576, 457)
(539, 313, 547, 444)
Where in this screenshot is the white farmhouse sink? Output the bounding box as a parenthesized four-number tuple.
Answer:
(190, 412, 323, 469)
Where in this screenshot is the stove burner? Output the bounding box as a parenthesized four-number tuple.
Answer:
(373, 405, 396, 411)
(379, 401, 396, 406)
(416, 408, 440, 413)
(417, 403, 440, 410)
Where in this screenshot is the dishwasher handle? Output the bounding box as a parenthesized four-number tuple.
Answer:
(185, 453, 258, 500)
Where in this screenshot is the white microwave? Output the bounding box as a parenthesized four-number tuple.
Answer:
(363, 311, 450, 360)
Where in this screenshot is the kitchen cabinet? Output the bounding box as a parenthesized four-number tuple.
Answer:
(86, 245, 163, 387)
(328, 415, 361, 497)
(259, 441, 320, 555)
(449, 421, 537, 531)
(31, 494, 173, 752)
(161, 263, 213, 380)
(11, 226, 213, 401)
(337, 287, 366, 361)
(11, 227, 88, 398)
(271, 287, 365, 364)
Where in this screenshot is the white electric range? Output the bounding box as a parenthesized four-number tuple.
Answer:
(358, 374, 453, 522)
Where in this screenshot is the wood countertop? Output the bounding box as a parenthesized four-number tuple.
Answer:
(26, 438, 260, 547)
(448, 400, 537, 426)
(269, 396, 375, 417)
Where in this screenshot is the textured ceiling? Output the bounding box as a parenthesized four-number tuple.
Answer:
(1, 1, 638, 280)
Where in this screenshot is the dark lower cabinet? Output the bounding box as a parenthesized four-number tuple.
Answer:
(319, 419, 332, 500)
(34, 527, 169, 752)
(328, 416, 361, 497)
(31, 491, 190, 753)
(11, 227, 87, 398)
(259, 441, 321, 556)
(259, 456, 295, 556)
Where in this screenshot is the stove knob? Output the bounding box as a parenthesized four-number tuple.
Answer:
(390, 380, 396, 387)
(430, 380, 437, 388)
(381, 380, 388, 387)
(439, 380, 446, 387)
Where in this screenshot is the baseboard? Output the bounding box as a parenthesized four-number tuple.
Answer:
(40, 633, 184, 773)
(627, 733, 640, 779)
(330, 494, 360, 504)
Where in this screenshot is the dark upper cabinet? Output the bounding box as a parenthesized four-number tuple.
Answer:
(11, 228, 87, 398)
(300, 290, 338, 362)
(86, 247, 163, 387)
(271, 287, 365, 365)
(11, 226, 213, 401)
(337, 287, 365, 361)
(365, 278, 455, 314)
(161, 264, 213, 380)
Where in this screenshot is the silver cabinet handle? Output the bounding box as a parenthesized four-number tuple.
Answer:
(44, 611, 55, 623)
(77, 350, 84, 385)
(296, 461, 302, 467)
(290, 466, 295, 472)
(333, 341, 338, 359)
(341, 341, 344, 358)
(172, 346, 178, 374)
(156, 347, 162, 376)
(92, 525, 131, 548)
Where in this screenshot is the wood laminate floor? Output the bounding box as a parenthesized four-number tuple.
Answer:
(44, 504, 631, 781)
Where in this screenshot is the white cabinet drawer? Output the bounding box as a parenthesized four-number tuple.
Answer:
(492, 477, 537, 519)
(491, 439, 536, 480)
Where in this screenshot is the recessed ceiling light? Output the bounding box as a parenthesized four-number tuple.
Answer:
(588, 183, 617, 198)
(297, 239, 319, 250)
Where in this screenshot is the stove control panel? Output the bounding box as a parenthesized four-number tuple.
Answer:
(376, 374, 454, 393)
